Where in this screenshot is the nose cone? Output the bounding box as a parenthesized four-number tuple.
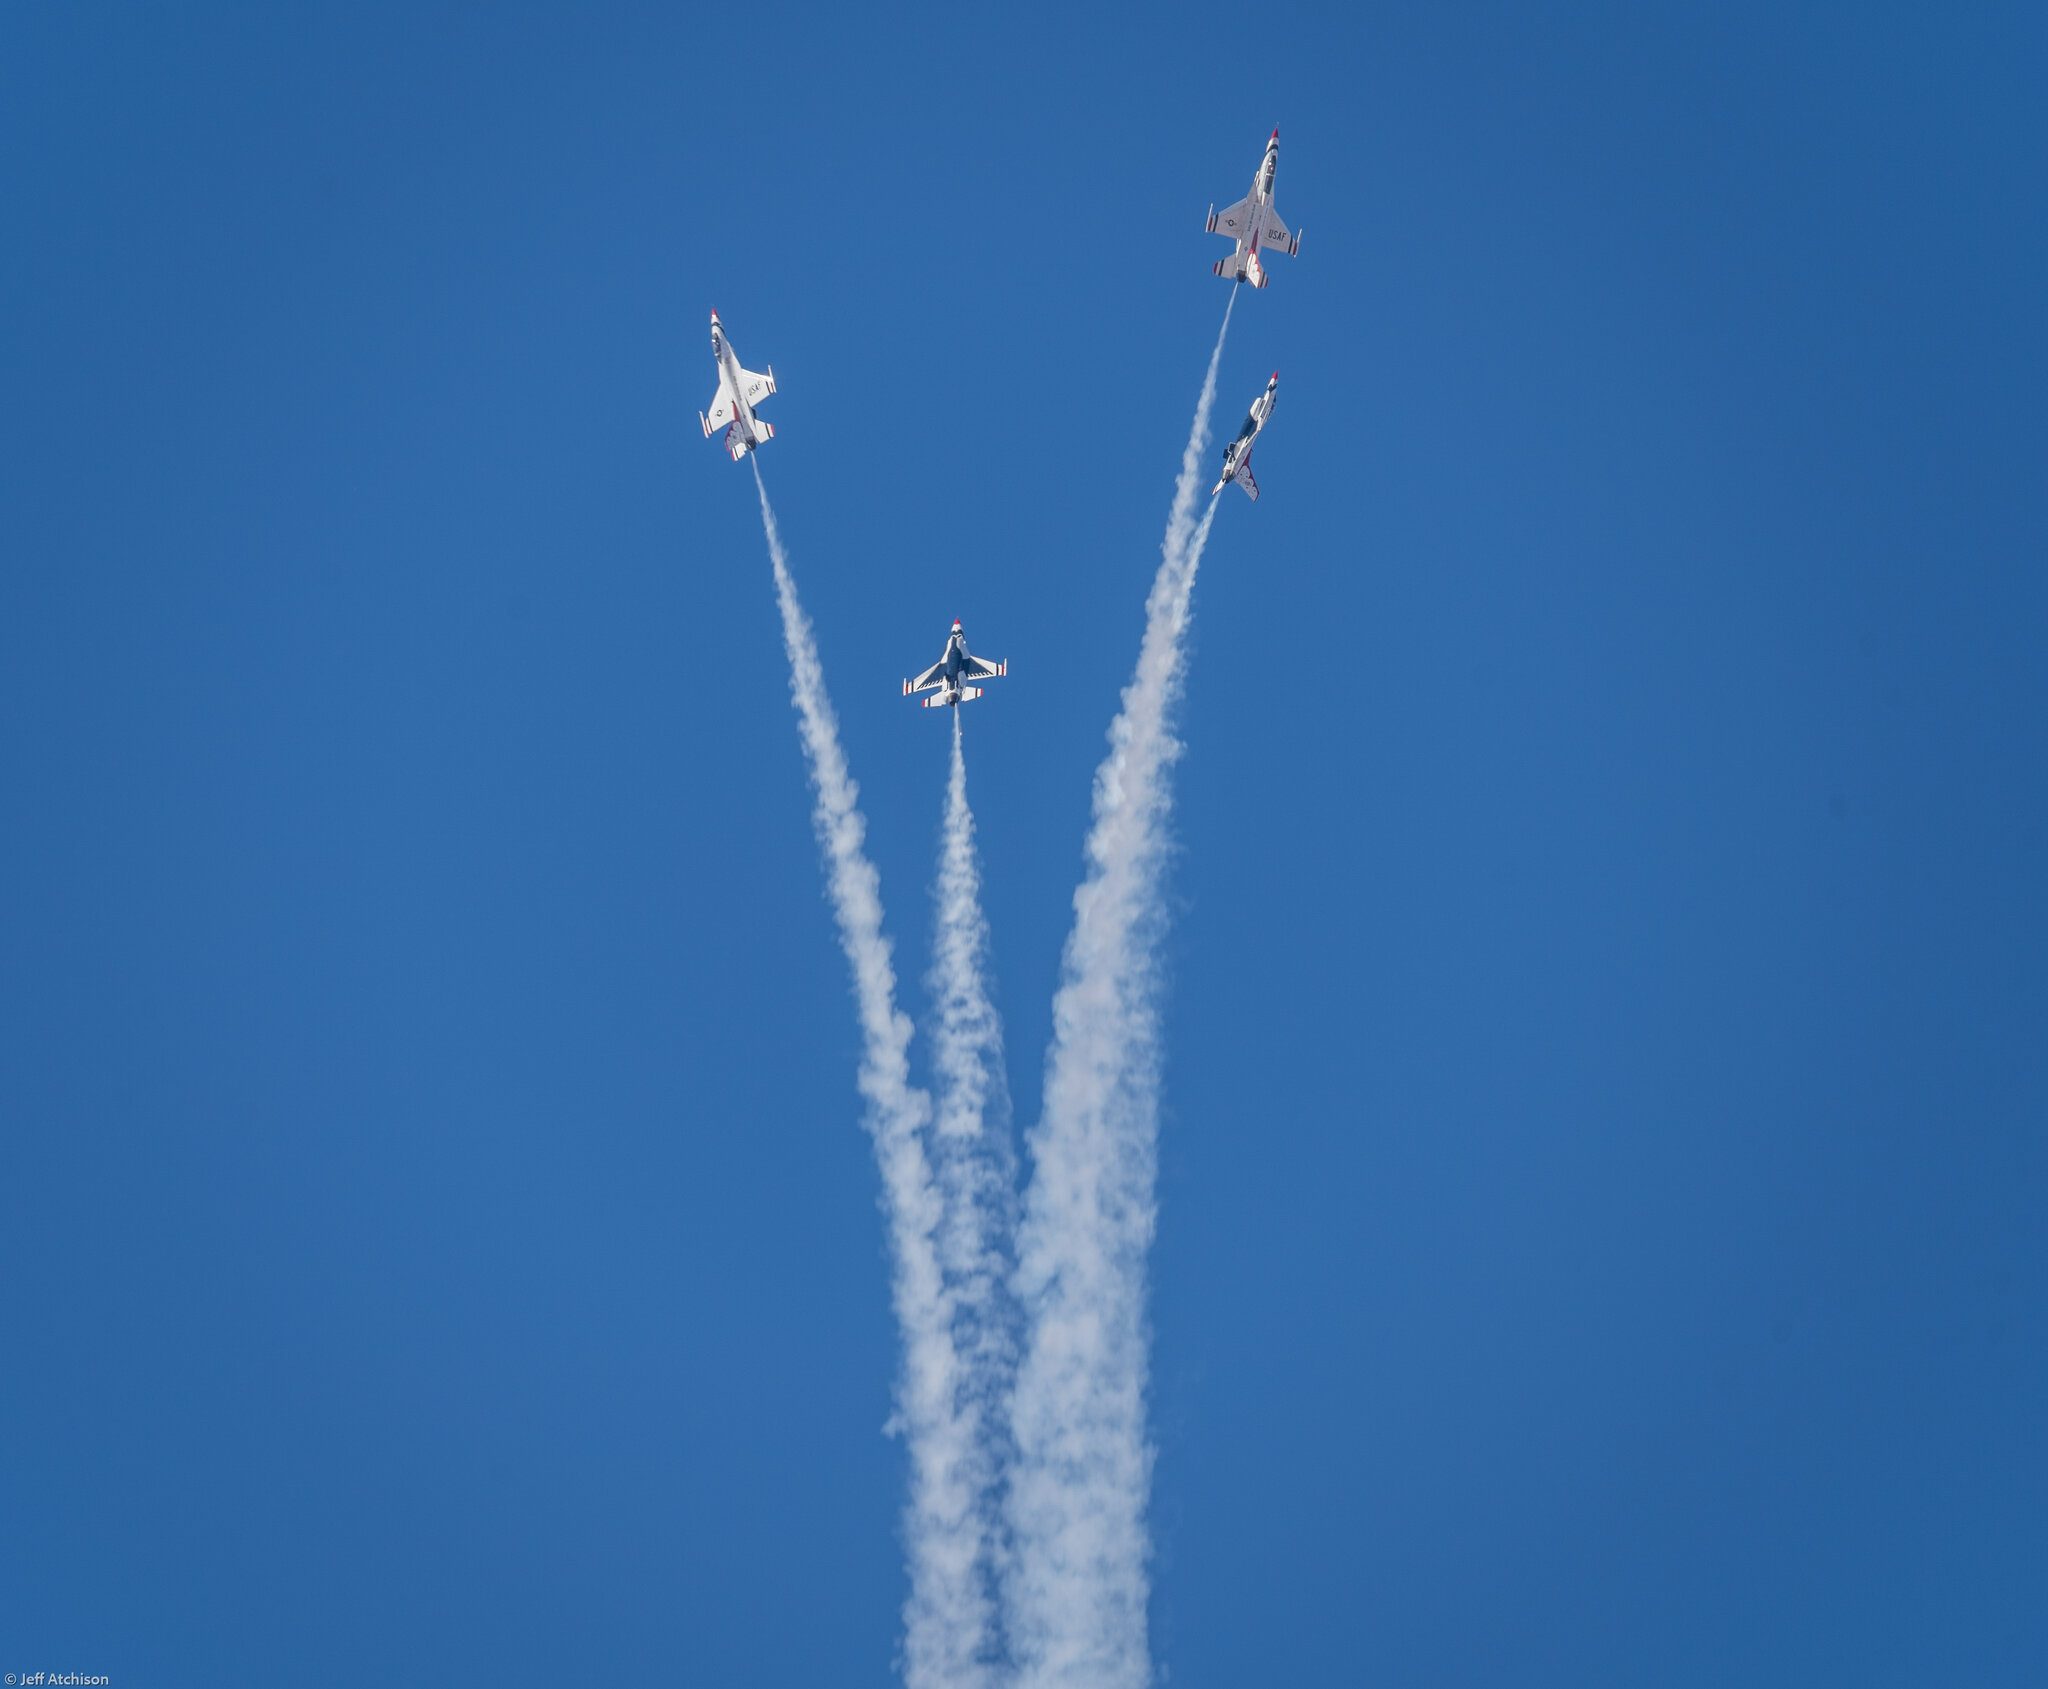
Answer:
(1270, 127, 1280, 141)
(952, 619, 963, 632)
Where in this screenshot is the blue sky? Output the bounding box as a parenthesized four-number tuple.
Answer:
(3, 4, 2043, 1684)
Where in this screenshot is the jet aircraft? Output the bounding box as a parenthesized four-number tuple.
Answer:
(1213, 372, 1279, 499)
(1205, 129, 1302, 288)
(903, 620, 1008, 709)
(698, 310, 776, 461)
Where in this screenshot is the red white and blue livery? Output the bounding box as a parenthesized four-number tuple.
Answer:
(1212, 371, 1279, 500)
(903, 620, 1008, 710)
(698, 309, 776, 462)
(1205, 129, 1303, 288)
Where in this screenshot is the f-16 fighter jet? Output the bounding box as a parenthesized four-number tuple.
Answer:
(903, 619, 1008, 709)
(1213, 372, 1279, 499)
(1205, 129, 1303, 288)
(698, 309, 776, 462)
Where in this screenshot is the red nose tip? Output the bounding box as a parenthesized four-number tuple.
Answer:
(1271, 128, 1280, 140)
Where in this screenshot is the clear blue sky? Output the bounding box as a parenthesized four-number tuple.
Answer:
(4, 4, 2043, 1684)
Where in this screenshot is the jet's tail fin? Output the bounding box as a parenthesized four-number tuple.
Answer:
(1237, 459, 1260, 501)
(1245, 249, 1268, 288)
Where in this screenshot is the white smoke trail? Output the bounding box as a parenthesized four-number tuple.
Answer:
(927, 711, 1022, 1665)
(1003, 293, 1236, 1689)
(751, 464, 995, 1689)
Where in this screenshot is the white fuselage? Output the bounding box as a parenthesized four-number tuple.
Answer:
(1240, 138, 1279, 266)
(711, 321, 765, 452)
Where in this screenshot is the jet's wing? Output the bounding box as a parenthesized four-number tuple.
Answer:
(959, 653, 1007, 681)
(1206, 196, 1254, 238)
(1237, 459, 1260, 501)
(735, 366, 776, 406)
(1253, 208, 1302, 254)
(904, 658, 948, 695)
(701, 389, 735, 434)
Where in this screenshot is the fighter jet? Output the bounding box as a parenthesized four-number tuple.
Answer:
(698, 309, 776, 462)
(1205, 129, 1303, 288)
(1212, 372, 1279, 499)
(903, 619, 1008, 709)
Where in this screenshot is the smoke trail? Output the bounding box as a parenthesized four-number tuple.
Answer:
(926, 710, 1022, 1665)
(1003, 293, 1236, 1689)
(751, 464, 995, 1689)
